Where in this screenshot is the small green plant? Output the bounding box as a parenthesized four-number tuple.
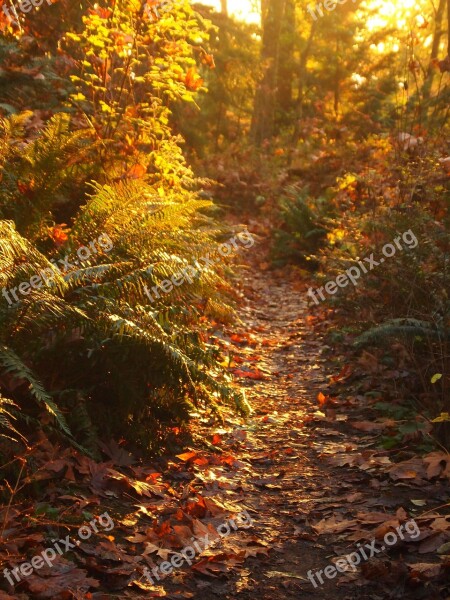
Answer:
(272, 188, 328, 267)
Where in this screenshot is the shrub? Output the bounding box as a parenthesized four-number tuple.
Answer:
(0, 0, 248, 456)
(313, 140, 450, 446)
(271, 187, 329, 267)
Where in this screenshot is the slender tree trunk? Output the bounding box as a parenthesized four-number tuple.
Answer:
(291, 22, 317, 146)
(260, 0, 269, 20)
(215, 0, 229, 147)
(423, 0, 446, 101)
(334, 37, 340, 118)
(250, 0, 286, 145)
(277, 0, 296, 116)
(447, 0, 450, 53)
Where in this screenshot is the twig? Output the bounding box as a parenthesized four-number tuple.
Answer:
(1, 456, 26, 538)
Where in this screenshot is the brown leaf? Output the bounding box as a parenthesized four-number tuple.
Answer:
(389, 457, 427, 481)
(409, 562, 442, 579)
(25, 562, 99, 599)
(356, 511, 397, 524)
(99, 440, 136, 467)
(423, 452, 450, 479)
(418, 532, 450, 553)
(243, 544, 270, 558)
(191, 558, 228, 577)
(351, 421, 387, 432)
(312, 516, 359, 535)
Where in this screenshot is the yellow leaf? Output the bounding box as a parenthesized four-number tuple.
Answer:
(432, 412, 450, 423)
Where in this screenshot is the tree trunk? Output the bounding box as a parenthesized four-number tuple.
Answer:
(334, 37, 340, 118)
(291, 22, 317, 146)
(422, 0, 446, 101)
(260, 0, 270, 20)
(250, 0, 286, 145)
(448, 0, 450, 54)
(277, 0, 296, 116)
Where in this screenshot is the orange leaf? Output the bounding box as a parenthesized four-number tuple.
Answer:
(176, 451, 198, 462)
(185, 67, 204, 91)
(49, 225, 69, 247)
(233, 368, 267, 380)
(317, 392, 328, 407)
(127, 163, 147, 179)
(330, 364, 353, 382)
(201, 53, 216, 69)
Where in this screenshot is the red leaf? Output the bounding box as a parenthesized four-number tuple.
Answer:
(184, 68, 203, 91)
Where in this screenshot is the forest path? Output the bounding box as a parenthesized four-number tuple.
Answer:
(192, 254, 381, 600)
(188, 240, 448, 600)
(2, 239, 445, 600)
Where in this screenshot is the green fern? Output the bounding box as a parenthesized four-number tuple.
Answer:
(272, 190, 328, 267)
(0, 37, 246, 453)
(0, 113, 94, 238)
(0, 345, 70, 435)
(0, 177, 243, 452)
(355, 318, 450, 347)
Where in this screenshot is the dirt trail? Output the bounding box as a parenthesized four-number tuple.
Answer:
(193, 263, 377, 599)
(191, 251, 447, 600)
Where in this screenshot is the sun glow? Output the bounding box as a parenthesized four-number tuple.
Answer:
(203, 0, 260, 24)
(364, 0, 420, 31)
(203, 0, 422, 29)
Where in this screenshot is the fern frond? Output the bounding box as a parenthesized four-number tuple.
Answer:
(0, 394, 25, 443)
(0, 220, 66, 294)
(0, 345, 71, 435)
(355, 319, 449, 347)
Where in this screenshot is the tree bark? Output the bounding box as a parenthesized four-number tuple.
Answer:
(277, 0, 296, 115)
(447, 0, 450, 54)
(423, 0, 446, 100)
(250, 0, 286, 145)
(334, 37, 340, 118)
(291, 21, 317, 146)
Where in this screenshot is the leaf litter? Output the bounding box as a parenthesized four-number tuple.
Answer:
(1, 248, 449, 600)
